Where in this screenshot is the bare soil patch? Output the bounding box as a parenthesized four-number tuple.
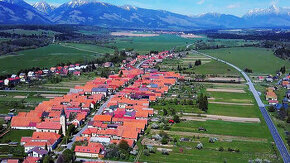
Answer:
(180, 34, 203, 38)
(207, 88, 246, 93)
(111, 32, 159, 37)
(13, 96, 26, 99)
(182, 113, 260, 123)
(207, 77, 245, 82)
(40, 94, 63, 98)
(209, 101, 254, 106)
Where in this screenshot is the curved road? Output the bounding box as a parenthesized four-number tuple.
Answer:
(193, 50, 290, 163)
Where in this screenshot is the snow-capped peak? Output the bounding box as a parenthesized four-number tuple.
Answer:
(245, 5, 290, 17)
(121, 5, 137, 11)
(66, 0, 106, 8)
(33, 1, 54, 14)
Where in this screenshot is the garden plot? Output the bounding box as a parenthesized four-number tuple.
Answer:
(40, 94, 64, 99)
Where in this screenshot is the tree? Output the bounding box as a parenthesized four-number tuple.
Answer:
(163, 109, 168, 116)
(268, 105, 275, 112)
(173, 115, 180, 123)
(118, 140, 129, 151)
(62, 149, 74, 163)
(119, 70, 123, 77)
(280, 66, 286, 74)
(43, 155, 53, 163)
(161, 137, 168, 144)
(67, 124, 75, 136)
(195, 60, 202, 66)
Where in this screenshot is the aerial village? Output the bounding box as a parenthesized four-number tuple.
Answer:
(5, 50, 183, 162)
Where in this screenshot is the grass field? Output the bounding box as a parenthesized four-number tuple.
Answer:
(171, 120, 270, 138)
(109, 34, 195, 54)
(0, 44, 111, 75)
(140, 137, 278, 163)
(200, 47, 289, 75)
(0, 129, 34, 143)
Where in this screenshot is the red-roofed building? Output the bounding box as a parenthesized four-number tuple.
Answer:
(75, 142, 105, 158)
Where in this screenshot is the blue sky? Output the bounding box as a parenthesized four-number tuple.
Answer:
(27, 0, 290, 17)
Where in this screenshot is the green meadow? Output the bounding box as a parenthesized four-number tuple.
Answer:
(200, 47, 289, 75)
(0, 44, 111, 75)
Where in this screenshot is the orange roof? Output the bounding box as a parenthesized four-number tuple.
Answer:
(74, 142, 104, 154)
(23, 157, 39, 163)
(36, 122, 61, 130)
(93, 115, 112, 122)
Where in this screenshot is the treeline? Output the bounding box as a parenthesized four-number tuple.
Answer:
(205, 31, 290, 41)
(274, 48, 290, 60)
(0, 38, 50, 55)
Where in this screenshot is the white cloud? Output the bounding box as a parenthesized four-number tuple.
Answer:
(197, 0, 205, 5)
(227, 3, 240, 9)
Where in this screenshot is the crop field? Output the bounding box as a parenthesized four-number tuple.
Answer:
(160, 53, 240, 75)
(200, 47, 289, 75)
(0, 44, 111, 75)
(170, 120, 271, 138)
(109, 34, 196, 54)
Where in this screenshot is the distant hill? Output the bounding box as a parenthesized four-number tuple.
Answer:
(0, 0, 289, 29)
(0, 0, 51, 24)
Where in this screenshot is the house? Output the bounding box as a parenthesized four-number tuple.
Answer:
(27, 147, 48, 158)
(22, 132, 61, 152)
(36, 122, 61, 134)
(23, 157, 40, 163)
(74, 142, 105, 158)
(266, 91, 277, 101)
(282, 81, 290, 89)
(104, 62, 114, 68)
(93, 115, 112, 123)
(73, 71, 81, 76)
(265, 77, 273, 82)
(91, 88, 108, 97)
(1, 159, 20, 163)
(269, 100, 279, 105)
(28, 71, 35, 77)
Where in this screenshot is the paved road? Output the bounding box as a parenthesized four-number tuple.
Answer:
(65, 59, 148, 151)
(193, 50, 290, 163)
(66, 95, 114, 150)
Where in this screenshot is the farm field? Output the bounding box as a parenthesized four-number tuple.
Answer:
(140, 51, 282, 162)
(0, 44, 111, 75)
(170, 120, 270, 138)
(109, 34, 196, 54)
(160, 53, 240, 75)
(199, 47, 289, 75)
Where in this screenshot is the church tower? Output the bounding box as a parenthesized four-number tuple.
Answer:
(60, 109, 67, 136)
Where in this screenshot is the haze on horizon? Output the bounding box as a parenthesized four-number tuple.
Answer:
(26, 0, 290, 17)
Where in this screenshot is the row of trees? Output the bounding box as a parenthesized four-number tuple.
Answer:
(197, 93, 208, 112)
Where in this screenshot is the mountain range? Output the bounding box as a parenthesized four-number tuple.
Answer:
(0, 0, 289, 29)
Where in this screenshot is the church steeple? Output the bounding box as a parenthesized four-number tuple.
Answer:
(60, 109, 67, 136)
